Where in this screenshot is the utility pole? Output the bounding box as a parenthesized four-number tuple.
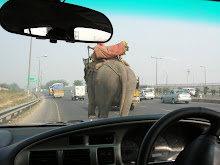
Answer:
(187, 69, 190, 85)
(37, 55, 47, 97)
(200, 65, 206, 86)
(27, 37, 32, 102)
(151, 56, 162, 92)
(166, 72, 168, 85)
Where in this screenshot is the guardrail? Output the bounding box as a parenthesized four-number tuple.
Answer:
(0, 97, 41, 124)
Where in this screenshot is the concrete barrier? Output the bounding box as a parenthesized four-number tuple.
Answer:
(191, 98, 220, 104)
(155, 96, 220, 104)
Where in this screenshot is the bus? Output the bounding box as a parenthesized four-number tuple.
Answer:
(52, 83, 64, 98)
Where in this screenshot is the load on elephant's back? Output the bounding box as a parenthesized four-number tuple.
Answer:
(84, 58, 136, 119)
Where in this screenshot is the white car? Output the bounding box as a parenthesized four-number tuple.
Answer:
(140, 89, 155, 100)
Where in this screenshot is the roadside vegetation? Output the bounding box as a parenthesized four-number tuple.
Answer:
(211, 89, 216, 95)
(73, 80, 84, 86)
(195, 88, 200, 97)
(204, 86, 209, 95)
(0, 83, 34, 111)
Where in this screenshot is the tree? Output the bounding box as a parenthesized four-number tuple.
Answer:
(195, 88, 200, 97)
(45, 80, 68, 89)
(9, 83, 21, 90)
(204, 86, 209, 95)
(211, 90, 216, 95)
(0, 83, 21, 90)
(162, 88, 169, 94)
(0, 83, 9, 89)
(73, 80, 84, 86)
(155, 88, 159, 94)
(158, 88, 162, 94)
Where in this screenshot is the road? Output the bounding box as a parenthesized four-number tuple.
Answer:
(17, 92, 220, 124)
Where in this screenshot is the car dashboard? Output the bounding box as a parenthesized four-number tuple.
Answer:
(0, 115, 209, 165)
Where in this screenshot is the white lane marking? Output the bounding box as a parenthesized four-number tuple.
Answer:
(162, 109, 172, 112)
(206, 107, 218, 110)
(114, 112, 119, 114)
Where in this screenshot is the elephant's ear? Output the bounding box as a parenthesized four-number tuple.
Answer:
(84, 68, 88, 83)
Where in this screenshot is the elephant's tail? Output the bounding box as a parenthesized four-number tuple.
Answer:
(106, 62, 127, 116)
(119, 64, 128, 116)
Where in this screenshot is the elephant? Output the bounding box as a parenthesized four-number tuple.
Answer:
(84, 59, 136, 119)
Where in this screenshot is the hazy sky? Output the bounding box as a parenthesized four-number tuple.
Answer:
(1, 0, 220, 88)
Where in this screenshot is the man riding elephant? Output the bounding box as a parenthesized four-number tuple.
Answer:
(84, 41, 136, 119)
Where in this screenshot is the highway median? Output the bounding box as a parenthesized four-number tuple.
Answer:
(155, 96, 220, 104)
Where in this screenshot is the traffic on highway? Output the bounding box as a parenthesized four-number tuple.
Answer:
(15, 91, 220, 123)
(0, 0, 220, 165)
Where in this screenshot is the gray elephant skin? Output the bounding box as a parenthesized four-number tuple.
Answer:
(84, 60, 136, 118)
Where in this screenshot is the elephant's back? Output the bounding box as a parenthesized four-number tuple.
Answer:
(96, 60, 136, 83)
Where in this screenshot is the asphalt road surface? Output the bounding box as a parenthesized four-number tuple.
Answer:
(17, 92, 220, 124)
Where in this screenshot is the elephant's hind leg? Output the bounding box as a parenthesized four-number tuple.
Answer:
(98, 104, 111, 118)
(88, 86, 97, 119)
(88, 103, 97, 119)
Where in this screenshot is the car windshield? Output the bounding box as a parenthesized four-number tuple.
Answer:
(1, 0, 220, 125)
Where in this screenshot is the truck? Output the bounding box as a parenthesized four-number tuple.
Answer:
(130, 76, 140, 110)
(49, 86, 53, 96)
(72, 86, 85, 100)
(52, 83, 64, 98)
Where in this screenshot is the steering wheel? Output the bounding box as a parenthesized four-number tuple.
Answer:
(137, 107, 220, 165)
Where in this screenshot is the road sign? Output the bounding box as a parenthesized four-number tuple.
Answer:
(26, 77, 40, 83)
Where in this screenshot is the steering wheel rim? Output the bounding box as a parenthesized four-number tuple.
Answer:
(137, 107, 220, 165)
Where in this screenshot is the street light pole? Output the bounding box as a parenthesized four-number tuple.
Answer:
(38, 57, 40, 93)
(164, 71, 168, 85)
(186, 69, 190, 85)
(27, 37, 32, 102)
(41, 71, 45, 87)
(151, 56, 162, 92)
(156, 58, 157, 87)
(200, 65, 206, 86)
(37, 55, 47, 97)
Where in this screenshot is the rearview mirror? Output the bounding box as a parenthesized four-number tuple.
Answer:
(0, 0, 113, 43)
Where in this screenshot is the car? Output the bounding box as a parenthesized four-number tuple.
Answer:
(183, 88, 196, 97)
(0, 0, 220, 165)
(161, 89, 192, 104)
(140, 88, 155, 100)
